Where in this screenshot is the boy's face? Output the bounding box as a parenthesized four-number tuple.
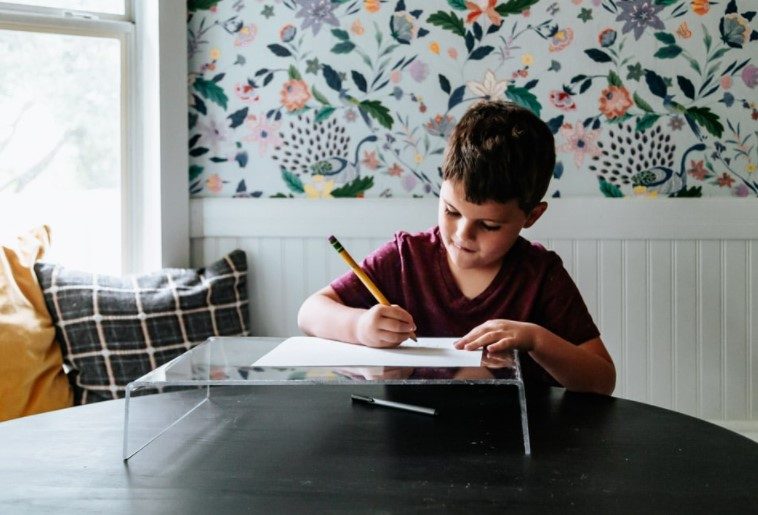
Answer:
(438, 180, 545, 273)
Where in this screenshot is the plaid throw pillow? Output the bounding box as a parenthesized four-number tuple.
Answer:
(34, 250, 250, 404)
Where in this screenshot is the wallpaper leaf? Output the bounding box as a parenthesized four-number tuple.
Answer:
(331, 176, 374, 197)
(357, 100, 393, 129)
(427, 11, 466, 37)
(188, 0, 218, 13)
(322, 64, 342, 91)
(438, 74, 451, 94)
(193, 77, 228, 110)
(282, 170, 305, 194)
(315, 106, 336, 123)
(636, 113, 660, 132)
(505, 85, 540, 116)
(496, 0, 541, 17)
(228, 107, 249, 128)
(585, 49, 612, 63)
(351, 70, 368, 92)
(267, 44, 292, 57)
(685, 106, 724, 138)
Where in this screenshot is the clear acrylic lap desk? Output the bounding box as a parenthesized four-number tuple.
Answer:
(123, 336, 531, 460)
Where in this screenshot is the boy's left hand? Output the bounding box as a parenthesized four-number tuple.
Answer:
(454, 320, 541, 353)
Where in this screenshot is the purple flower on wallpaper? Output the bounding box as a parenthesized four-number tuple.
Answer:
(408, 59, 429, 82)
(295, 0, 339, 36)
(197, 115, 229, 154)
(733, 183, 750, 197)
(558, 123, 602, 168)
(402, 172, 418, 192)
(668, 116, 684, 131)
(244, 115, 282, 156)
(615, 0, 664, 41)
(344, 108, 357, 122)
(424, 114, 456, 138)
(741, 65, 757, 89)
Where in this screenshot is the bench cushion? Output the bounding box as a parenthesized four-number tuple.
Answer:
(0, 226, 73, 421)
(35, 251, 250, 404)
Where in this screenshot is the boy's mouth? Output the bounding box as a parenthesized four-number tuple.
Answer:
(452, 241, 475, 253)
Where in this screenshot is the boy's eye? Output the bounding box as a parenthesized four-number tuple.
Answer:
(444, 207, 460, 217)
(480, 223, 501, 231)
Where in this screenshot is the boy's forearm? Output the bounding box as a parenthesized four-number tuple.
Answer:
(297, 294, 364, 344)
(529, 329, 616, 395)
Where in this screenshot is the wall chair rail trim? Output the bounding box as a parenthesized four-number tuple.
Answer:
(191, 198, 758, 240)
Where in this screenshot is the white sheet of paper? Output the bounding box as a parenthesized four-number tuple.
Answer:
(252, 336, 482, 367)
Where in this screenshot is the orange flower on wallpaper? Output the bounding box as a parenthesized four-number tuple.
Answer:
(677, 21, 692, 39)
(351, 19, 365, 35)
(549, 28, 574, 52)
(206, 174, 224, 193)
(717, 173, 735, 188)
(691, 0, 709, 16)
(364, 0, 380, 13)
(387, 163, 403, 176)
(466, 0, 502, 26)
(599, 86, 632, 119)
(280, 79, 311, 111)
(688, 160, 707, 180)
(361, 150, 379, 170)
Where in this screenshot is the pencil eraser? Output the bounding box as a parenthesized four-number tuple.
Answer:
(328, 235, 336, 244)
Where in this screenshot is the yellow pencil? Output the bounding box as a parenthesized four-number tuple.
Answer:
(328, 235, 417, 342)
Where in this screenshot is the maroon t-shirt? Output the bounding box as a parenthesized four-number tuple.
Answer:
(330, 226, 600, 387)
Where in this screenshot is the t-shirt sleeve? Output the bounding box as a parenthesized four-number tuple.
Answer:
(534, 259, 600, 346)
(329, 236, 402, 309)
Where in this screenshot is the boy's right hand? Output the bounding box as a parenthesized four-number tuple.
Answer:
(356, 304, 416, 348)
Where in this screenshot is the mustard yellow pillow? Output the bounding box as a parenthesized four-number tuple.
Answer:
(0, 225, 72, 421)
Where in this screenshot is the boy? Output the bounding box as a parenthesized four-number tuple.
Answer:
(297, 100, 615, 395)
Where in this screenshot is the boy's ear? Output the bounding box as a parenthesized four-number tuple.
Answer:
(523, 202, 548, 229)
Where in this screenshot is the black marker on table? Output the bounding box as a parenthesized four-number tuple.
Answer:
(351, 394, 437, 416)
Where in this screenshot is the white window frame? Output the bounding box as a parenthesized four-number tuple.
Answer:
(0, 0, 188, 273)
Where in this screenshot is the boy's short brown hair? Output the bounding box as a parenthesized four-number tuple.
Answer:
(442, 100, 556, 213)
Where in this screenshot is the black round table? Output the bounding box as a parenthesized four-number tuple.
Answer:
(1, 384, 756, 513)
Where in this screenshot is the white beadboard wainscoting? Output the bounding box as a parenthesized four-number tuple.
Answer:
(190, 197, 758, 431)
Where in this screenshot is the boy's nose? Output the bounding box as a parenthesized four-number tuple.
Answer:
(456, 221, 476, 242)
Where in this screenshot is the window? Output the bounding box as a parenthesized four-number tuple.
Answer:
(0, 1, 131, 274)
(1, 1, 189, 274)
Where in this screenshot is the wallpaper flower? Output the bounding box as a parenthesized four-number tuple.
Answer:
(187, 0, 757, 199)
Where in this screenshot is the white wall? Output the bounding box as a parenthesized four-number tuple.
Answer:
(190, 197, 758, 426)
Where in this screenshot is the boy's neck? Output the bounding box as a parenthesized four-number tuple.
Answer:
(446, 254, 503, 300)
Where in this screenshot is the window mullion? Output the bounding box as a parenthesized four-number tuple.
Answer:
(0, 8, 133, 36)
(0, 1, 130, 22)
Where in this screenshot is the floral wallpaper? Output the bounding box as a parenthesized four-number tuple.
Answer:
(187, 0, 757, 199)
